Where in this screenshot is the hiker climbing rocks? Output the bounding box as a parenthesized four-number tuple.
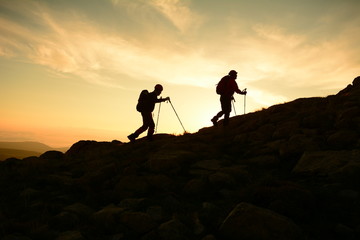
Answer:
(211, 70, 247, 126)
(128, 84, 170, 142)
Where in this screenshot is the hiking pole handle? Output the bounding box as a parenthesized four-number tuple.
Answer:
(164, 97, 171, 103)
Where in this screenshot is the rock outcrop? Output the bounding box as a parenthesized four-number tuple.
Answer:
(0, 77, 360, 240)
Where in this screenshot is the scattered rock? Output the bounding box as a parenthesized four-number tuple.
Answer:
(293, 150, 360, 177)
(40, 150, 64, 160)
(219, 202, 304, 240)
(92, 204, 125, 231)
(158, 219, 191, 240)
(56, 231, 84, 240)
(120, 211, 157, 235)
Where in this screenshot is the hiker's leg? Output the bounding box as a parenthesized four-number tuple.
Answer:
(212, 111, 223, 120)
(133, 112, 151, 137)
(212, 110, 223, 126)
(128, 125, 147, 141)
(212, 96, 226, 122)
(147, 114, 155, 140)
(221, 96, 232, 126)
(223, 112, 230, 126)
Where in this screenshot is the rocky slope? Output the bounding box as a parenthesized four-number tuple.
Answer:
(0, 77, 359, 240)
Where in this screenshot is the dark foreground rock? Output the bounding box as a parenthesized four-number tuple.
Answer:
(0, 77, 360, 240)
(219, 202, 304, 240)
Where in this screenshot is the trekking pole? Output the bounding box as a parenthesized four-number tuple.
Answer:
(232, 97, 237, 116)
(244, 95, 246, 114)
(243, 88, 247, 115)
(155, 102, 161, 133)
(168, 99, 186, 133)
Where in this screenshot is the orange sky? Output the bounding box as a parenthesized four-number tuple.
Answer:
(1, 0, 359, 147)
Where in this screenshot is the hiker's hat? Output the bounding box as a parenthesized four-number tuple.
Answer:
(229, 70, 237, 76)
(155, 84, 163, 91)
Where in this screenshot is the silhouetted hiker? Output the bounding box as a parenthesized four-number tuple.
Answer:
(211, 70, 247, 126)
(128, 84, 170, 142)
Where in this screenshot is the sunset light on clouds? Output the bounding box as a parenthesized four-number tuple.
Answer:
(1, 0, 359, 147)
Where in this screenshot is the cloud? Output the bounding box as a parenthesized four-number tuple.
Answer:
(0, 0, 222, 89)
(0, 15, 37, 57)
(207, 14, 359, 104)
(250, 88, 288, 108)
(1, 0, 359, 94)
(252, 23, 305, 48)
(149, 0, 203, 33)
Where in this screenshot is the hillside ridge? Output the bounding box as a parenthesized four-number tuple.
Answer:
(0, 76, 359, 240)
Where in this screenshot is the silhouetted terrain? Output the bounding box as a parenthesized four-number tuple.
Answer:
(0, 142, 69, 161)
(0, 77, 359, 240)
(0, 148, 41, 161)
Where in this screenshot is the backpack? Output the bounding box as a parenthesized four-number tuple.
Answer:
(136, 90, 149, 112)
(216, 76, 230, 95)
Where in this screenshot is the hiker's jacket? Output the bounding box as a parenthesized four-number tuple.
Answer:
(221, 77, 242, 97)
(142, 91, 163, 112)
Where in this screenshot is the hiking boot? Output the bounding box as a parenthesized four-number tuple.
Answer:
(127, 134, 136, 142)
(211, 117, 218, 126)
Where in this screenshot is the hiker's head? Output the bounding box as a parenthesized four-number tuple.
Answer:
(229, 70, 237, 78)
(154, 84, 163, 95)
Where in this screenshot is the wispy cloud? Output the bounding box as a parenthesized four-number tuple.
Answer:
(1, 0, 359, 94)
(150, 0, 203, 33)
(0, 0, 220, 89)
(252, 23, 305, 48)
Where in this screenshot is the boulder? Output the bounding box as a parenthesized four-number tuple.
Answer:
(352, 76, 360, 86)
(120, 211, 157, 235)
(2, 235, 33, 240)
(279, 134, 321, 158)
(65, 140, 119, 161)
(92, 204, 125, 231)
(40, 150, 64, 160)
(293, 150, 359, 176)
(115, 175, 149, 197)
(219, 202, 304, 240)
(158, 219, 191, 240)
(50, 211, 80, 231)
(191, 159, 222, 171)
(146, 205, 165, 221)
(327, 130, 358, 149)
(145, 174, 173, 191)
(149, 150, 194, 173)
(118, 198, 148, 211)
(183, 178, 209, 196)
(63, 203, 94, 220)
(56, 231, 84, 240)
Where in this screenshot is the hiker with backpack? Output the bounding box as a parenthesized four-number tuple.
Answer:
(211, 70, 247, 126)
(128, 84, 170, 142)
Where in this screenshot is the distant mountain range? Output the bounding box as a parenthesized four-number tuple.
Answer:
(0, 141, 69, 161)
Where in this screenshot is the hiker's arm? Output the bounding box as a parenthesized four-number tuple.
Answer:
(235, 88, 243, 94)
(233, 82, 246, 95)
(156, 97, 170, 103)
(237, 88, 247, 95)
